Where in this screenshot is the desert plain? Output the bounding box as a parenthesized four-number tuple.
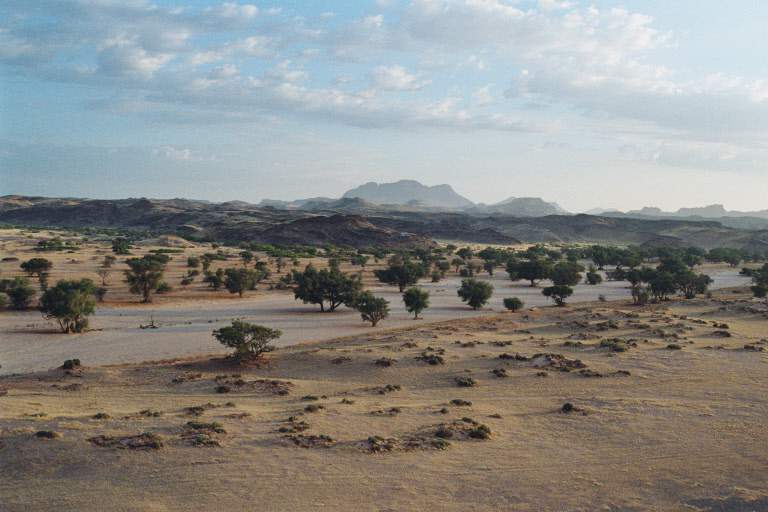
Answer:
(0, 229, 767, 511)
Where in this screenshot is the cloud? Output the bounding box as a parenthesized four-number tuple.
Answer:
(153, 145, 213, 162)
(205, 2, 258, 20)
(2, 0, 768, 167)
(471, 85, 494, 106)
(371, 65, 430, 91)
(96, 38, 174, 80)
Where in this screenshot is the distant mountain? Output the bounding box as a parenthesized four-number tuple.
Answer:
(597, 204, 768, 230)
(466, 197, 566, 217)
(3, 195, 767, 251)
(623, 204, 768, 220)
(298, 197, 375, 211)
(478, 197, 567, 217)
(257, 197, 335, 209)
(342, 180, 473, 209)
(584, 207, 621, 215)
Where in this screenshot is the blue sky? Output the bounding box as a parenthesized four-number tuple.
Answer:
(2, 0, 768, 212)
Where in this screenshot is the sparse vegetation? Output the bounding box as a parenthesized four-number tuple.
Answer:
(352, 291, 389, 326)
(212, 320, 282, 360)
(124, 254, 168, 303)
(402, 286, 430, 319)
(457, 278, 493, 310)
(39, 279, 97, 333)
(503, 297, 524, 312)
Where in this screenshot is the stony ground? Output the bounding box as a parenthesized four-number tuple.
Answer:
(1, 293, 767, 511)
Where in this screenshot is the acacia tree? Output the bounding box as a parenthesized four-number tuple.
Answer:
(542, 261, 583, 306)
(21, 258, 53, 278)
(509, 258, 552, 287)
(675, 270, 712, 299)
(352, 291, 389, 326)
(21, 258, 52, 288)
(96, 268, 111, 286)
(503, 297, 524, 311)
(1, 277, 35, 310)
(225, 268, 265, 297)
(213, 320, 281, 360)
(112, 237, 131, 255)
(124, 254, 168, 303)
(648, 272, 677, 301)
(456, 247, 474, 261)
(239, 250, 254, 267)
(402, 287, 430, 319)
(292, 264, 361, 312)
(542, 285, 573, 306)
(751, 264, 768, 299)
(374, 260, 426, 292)
(457, 278, 493, 310)
(585, 265, 602, 285)
(39, 279, 96, 333)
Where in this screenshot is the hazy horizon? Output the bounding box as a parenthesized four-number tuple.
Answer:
(2, 1, 768, 212)
(1, 179, 766, 215)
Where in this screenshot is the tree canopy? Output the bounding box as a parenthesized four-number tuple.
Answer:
(457, 278, 493, 310)
(39, 279, 96, 333)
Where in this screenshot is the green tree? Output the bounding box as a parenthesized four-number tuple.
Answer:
(212, 320, 281, 360)
(351, 254, 369, 267)
(224, 268, 260, 297)
(204, 268, 225, 290)
(503, 297, 524, 312)
(585, 266, 603, 285)
(510, 258, 552, 287)
(124, 254, 168, 303)
(20, 258, 53, 278)
(292, 265, 361, 312)
(750, 264, 768, 299)
(239, 250, 254, 267)
(542, 285, 573, 306)
(402, 287, 430, 319)
(456, 247, 474, 261)
(707, 248, 743, 267)
(111, 237, 131, 255)
(648, 272, 677, 301)
(550, 261, 584, 287)
(2, 277, 35, 310)
(352, 291, 389, 326)
(675, 270, 712, 299)
(39, 279, 96, 333)
(457, 278, 493, 310)
(374, 261, 426, 292)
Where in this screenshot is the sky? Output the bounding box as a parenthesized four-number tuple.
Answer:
(1, 0, 768, 213)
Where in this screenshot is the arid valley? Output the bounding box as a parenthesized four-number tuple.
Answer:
(4, 1, 768, 509)
(1, 223, 767, 511)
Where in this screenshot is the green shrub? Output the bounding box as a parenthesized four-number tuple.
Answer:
(503, 297, 524, 312)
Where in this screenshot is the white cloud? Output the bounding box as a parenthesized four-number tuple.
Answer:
(3, 0, 768, 170)
(472, 85, 494, 106)
(97, 39, 173, 79)
(371, 65, 430, 91)
(153, 146, 212, 162)
(205, 3, 258, 20)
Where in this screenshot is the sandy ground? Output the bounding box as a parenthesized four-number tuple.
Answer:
(0, 228, 752, 375)
(1, 293, 767, 511)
